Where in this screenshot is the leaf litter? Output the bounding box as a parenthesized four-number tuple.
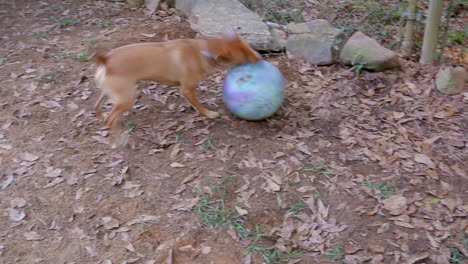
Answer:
(0, 0, 466, 263)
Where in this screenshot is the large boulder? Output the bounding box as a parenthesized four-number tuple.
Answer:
(435, 66, 467, 95)
(145, 0, 160, 14)
(340, 31, 400, 72)
(180, 0, 282, 51)
(175, 0, 197, 16)
(286, 19, 344, 65)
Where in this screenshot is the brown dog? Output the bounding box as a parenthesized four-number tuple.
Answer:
(93, 28, 261, 136)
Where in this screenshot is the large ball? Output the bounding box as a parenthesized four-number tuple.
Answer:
(222, 60, 285, 121)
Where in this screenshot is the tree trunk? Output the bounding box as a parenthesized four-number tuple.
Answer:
(401, 0, 418, 57)
(420, 0, 444, 64)
(439, 0, 454, 61)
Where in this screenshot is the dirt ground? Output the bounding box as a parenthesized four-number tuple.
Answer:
(0, 1, 467, 264)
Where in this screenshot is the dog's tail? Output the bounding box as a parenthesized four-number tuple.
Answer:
(90, 52, 108, 66)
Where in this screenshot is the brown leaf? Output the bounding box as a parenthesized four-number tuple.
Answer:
(425, 169, 439, 180)
(426, 231, 439, 248)
(43, 177, 64, 188)
(404, 252, 430, 264)
(45, 167, 62, 178)
(343, 245, 363, 254)
(24, 231, 44, 241)
(369, 246, 385, 253)
(296, 186, 314, 193)
(441, 198, 456, 213)
(411, 218, 433, 230)
(20, 152, 39, 162)
(451, 163, 467, 179)
(414, 154, 435, 168)
(102, 216, 120, 230)
(125, 243, 136, 252)
(394, 221, 414, 229)
(85, 246, 98, 257)
(263, 176, 281, 192)
(235, 206, 248, 216)
(10, 198, 27, 208)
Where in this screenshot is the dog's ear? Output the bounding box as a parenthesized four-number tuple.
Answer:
(222, 25, 239, 40)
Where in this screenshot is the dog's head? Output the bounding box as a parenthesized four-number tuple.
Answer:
(209, 27, 261, 65)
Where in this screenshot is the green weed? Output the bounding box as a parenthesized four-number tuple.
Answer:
(203, 135, 215, 150)
(86, 38, 97, 46)
(117, 120, 137, 134)
(195, 177, 301, 263)
(33, 31, 48, 39)
(286, 202, 307, 220)
(0, 58, 5, 66)
(243, 0, 303, 25)
(449, 247, 466, 264)
(74, 53, 89, 62)
(349, 54, 374, 75)
(313, 189, 329, 200)
(34, 73, 61, 83)
(448, 30, 466, 45)
(96, 20, 112, 28)
(323, 244, 344, 261)
(51, 16, 79, 27)
(364, 181, 396, 198)
(171, 130, 187, 144)
(303, 161, 336, 180)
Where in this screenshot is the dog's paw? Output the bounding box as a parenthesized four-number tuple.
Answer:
(205, 111, 220, 119)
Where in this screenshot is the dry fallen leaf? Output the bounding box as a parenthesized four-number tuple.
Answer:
(0, 175, 14, 190)
(102, 216, 120, 230)
(404, 252, 430, 264)
(85, 246, 98, 257)
(126, 215, 159, 226)
(20, 152, 39, 162)
(382, 195, 407, 215)
(170, 162, 185, 168)
(414, 153, 435, 168)
(45, 168, 62, 178)
(9, 208, 26, 221)
(441, 198, 456, 213)
(24, 231, 44, 241)
(343, 245, 363, 254)
(43, 177, 64, 188)
(235, 206, 248, 216)
(10, 198, 27, 208)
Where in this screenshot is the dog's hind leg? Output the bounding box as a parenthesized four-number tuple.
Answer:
(94, 90, 106, 122)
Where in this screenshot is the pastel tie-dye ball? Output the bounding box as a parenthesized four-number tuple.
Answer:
(223, 60, 285, 121)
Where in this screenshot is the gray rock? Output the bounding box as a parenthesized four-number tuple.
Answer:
(145, 0, 160, 14)
(270, 28, 287, 50)
(340, 31, 400, 72)
(286, 19, 344, 65)
(436, 66, 467, 95)
(187, 0, 282, 51)
(175, 0, 198, 16)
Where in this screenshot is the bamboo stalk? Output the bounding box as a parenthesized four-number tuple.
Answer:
(401, 0, 418, 57)
(420, 0, 444, 64)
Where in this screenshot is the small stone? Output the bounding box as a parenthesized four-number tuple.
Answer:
(435, 66, 467, 95)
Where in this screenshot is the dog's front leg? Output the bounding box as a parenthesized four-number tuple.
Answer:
(180, 81, 219, 119)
